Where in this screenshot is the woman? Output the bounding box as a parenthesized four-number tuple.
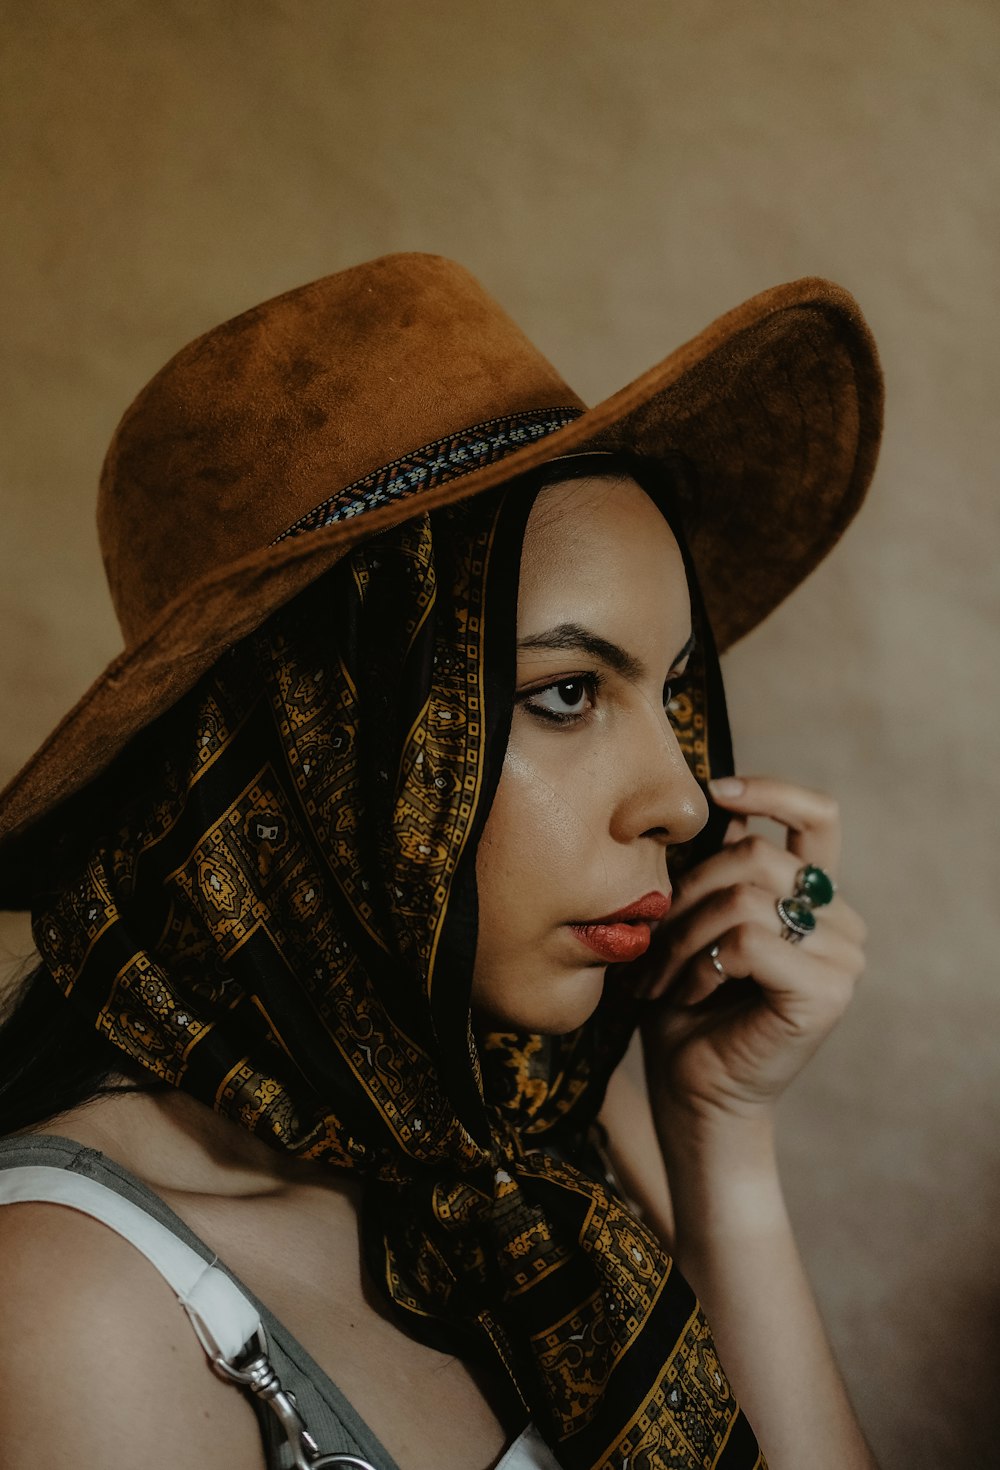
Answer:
(0, 254, 881, 1469)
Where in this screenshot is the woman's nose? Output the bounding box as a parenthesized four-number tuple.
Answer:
(614, 709, 709, 847)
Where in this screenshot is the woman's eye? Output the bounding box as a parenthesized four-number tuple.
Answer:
(520, 674, 601, 725)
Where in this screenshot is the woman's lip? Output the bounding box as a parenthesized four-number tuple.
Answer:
(567, 892, 671, 963)
(569, 922, 653, 963)
(591, 890, 672, 924)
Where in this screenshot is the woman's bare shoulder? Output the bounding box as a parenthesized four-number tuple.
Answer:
(0, 1200, 266, 1469)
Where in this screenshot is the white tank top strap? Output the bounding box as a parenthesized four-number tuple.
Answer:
(0, 1163, 258, 1359)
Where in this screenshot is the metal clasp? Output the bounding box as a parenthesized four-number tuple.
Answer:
(212, 1327, 378, 1470)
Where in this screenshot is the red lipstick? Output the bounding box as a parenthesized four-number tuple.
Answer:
(569, 891, 672, 964)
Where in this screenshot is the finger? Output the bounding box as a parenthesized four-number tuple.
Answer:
(677, 932, 760, 1007)
(646, 882, 859, 999)
(672, 835, 799, 916)
(669, 835, 866, 945)
(721, 814, 749, 846)
(707, 775, 841, 872)
(675, 925, 863, 1015)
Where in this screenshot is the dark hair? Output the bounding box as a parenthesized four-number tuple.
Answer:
(0, 957, 170, 1136)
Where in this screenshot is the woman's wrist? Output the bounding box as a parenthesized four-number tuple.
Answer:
(648, 1092, 788, 1245)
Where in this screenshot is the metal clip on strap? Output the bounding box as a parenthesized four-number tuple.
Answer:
(211, 1327, 376, 1469)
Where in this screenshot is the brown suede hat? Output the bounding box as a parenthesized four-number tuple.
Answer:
(0, 252, 882, 905)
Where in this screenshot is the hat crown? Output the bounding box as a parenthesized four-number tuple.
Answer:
(98, 253, 583, 649)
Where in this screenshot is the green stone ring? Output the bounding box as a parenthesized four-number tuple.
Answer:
(776, 896, 817, 943)
(793, 863, 837, 908)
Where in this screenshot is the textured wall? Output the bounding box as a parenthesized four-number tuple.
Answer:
(1, 3, 998, 1464)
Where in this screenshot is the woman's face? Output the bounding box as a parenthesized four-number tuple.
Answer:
(473, 474, 709, 1034)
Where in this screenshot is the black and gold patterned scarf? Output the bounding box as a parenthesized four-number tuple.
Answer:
(34, 464, 763, 1469)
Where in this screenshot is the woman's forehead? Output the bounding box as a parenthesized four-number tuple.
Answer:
(517, 475, 690, 645)
(525, 472, 674, 541)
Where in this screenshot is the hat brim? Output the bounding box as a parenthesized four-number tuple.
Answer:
(0, 276, 882, 905)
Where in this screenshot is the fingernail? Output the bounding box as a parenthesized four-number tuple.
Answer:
(709, 776, 745, 798)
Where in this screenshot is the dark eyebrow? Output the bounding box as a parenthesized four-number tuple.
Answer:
(516, 622, 695, 681)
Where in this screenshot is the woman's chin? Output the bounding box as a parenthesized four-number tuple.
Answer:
(473, 963, 607, 1035)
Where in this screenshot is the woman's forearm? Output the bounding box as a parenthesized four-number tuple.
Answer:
(654, 1105, 877, 1470)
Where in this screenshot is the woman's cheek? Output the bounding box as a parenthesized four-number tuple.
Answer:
(474, 741, 611, 1029)
(494, 741, 600, 887)
(476, 741, 595, 955)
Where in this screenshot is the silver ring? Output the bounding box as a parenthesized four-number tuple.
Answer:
(776, 896, 816, 944)
(708, 942, 730, 979)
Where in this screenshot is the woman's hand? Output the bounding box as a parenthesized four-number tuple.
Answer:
(634, 774, 868, 1128)
(616, 776, 878, 1470)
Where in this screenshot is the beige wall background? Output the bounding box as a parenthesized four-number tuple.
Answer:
(1, 2, 997, 1463)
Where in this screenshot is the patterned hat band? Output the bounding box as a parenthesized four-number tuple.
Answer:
(272, 407, 585, 544)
